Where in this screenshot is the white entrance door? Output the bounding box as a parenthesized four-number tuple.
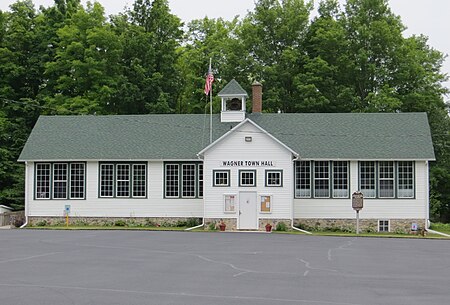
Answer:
(239, 192, 257, 229)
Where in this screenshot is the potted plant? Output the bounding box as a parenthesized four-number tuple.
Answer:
(219, 221, 226, 231)
(265, 223, 272, 232)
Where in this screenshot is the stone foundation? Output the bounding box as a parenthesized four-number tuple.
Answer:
(28, 216, 425, 234)
(28, 216, 202, 228)
(204, 218, 237, 231)
(259, 219, 291, 231)
(294, 218, 427, 234)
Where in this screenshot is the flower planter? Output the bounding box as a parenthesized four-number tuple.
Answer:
(265, 223, 272, 232)
(219, 223, 226, 231)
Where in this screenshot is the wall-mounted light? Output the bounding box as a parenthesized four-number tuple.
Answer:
(245, 136, 252, 142)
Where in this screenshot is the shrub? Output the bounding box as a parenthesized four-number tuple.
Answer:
(186, 218, 201, 227)
(114, 219, 126, 227)
(145, 218, 156, 227)
(175, 220, 187, 227)
(208, 222, 217, 230)
(35, 220, 47, 227)
(275, 222, 287, 231)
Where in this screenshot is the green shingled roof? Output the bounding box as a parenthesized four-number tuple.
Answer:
(18, 112, 435, 161)
(218, 79, 248, 97)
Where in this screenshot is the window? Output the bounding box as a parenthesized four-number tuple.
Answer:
(295, 161, 311, 198)
(132, 164, 146, 198)
(182, 164, 196, 198)
(70, 163, 85, 199)
(35, 163, 85, 200)
(100, 164, 114, 197)
(333, 161, 348, 198)
(198, 164, 203, 198)
(36, 163, 51, 199)
(164, 162, 202, 198)
(358, 161, 415, 199)
(165, 164, 179, 197)
(295, 161, 349, 199)
(314, 161, 330, 198)
(266, 170, 282, 187)
(239, 170, 256, 187)
(379, 161, 394, 198)
(224, 194, 236, 213)
(99, 163, 146, 198)
(359, 161, 376, 198)
(213, 170, 230, 187)
(378, 220, 390, 232)
(53, 163, 68, 199)
(116, 164, 130, 197)
(397, 161, 414, 198)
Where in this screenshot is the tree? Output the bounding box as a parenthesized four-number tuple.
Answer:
(124, 0, 183, 113)
(238, 0, 313, 112)
(0, 1, 42, 209)
(44, 2, 123, 114)
(177, 17, 243, 114)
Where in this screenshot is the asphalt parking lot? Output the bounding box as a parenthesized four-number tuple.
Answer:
(1, 230, 449, 305)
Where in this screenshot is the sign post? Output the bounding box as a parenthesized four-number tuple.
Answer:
(352, 192, 364, 234)
(64, 205, 71, 228)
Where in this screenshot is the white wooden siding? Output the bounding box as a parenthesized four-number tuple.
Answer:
(220, 111, 245, 122)
(203, 122, 294, 221)
(294, 161, 428, 219)
(27, 161, 202, 218)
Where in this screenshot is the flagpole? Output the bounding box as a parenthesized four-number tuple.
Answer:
(209, 58, 213, 144)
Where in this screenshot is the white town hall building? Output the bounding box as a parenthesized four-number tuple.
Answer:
(18, 80, 435, 232)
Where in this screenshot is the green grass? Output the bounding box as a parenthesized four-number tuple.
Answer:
(429, 223, 450, 235)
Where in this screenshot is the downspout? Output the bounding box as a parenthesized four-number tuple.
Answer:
(186, 156, 205, 231)
(291, 220, 312, 234)
(291, 154, 311, 234)
(20, 161, 28, 228)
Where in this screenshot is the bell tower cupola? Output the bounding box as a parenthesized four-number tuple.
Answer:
(218, 79, 248, 122)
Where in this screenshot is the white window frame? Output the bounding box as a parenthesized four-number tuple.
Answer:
(35, 163, 51, 199)
(314, 161, 330, 198)
(100, 163, 147, 198)
(165, 163, 180, 198)
(132, 164, 147, 198)
(295, 161, 311, 198)
(116, 164, 130, 198)
(378, 161, 395, 198)
(266, 170, 282, 187)
(100, 164, 115, 198)
(332, 161, 349, 198)
(198, 164, 203, 198)
(213, 170, 230, 187)
(53, 163, 68, 199)
(359, 161, 376, 198)
(397, 161, 414, 198)
(70, 163, 85, 199)
(182, 164, 196, 198)
(239, 170, 256, 187)
(378, 220, 390, 232)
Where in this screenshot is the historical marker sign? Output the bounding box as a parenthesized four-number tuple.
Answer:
(352, 191, 364, 211)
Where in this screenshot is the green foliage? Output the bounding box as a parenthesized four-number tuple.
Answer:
(275, 222, 287, 231)
(114, 219, 126, 227)
(208, 222, 217, 231)
(186, 218, 201, 227)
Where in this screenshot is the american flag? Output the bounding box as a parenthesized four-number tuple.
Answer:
(204, 62, 214, 95)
